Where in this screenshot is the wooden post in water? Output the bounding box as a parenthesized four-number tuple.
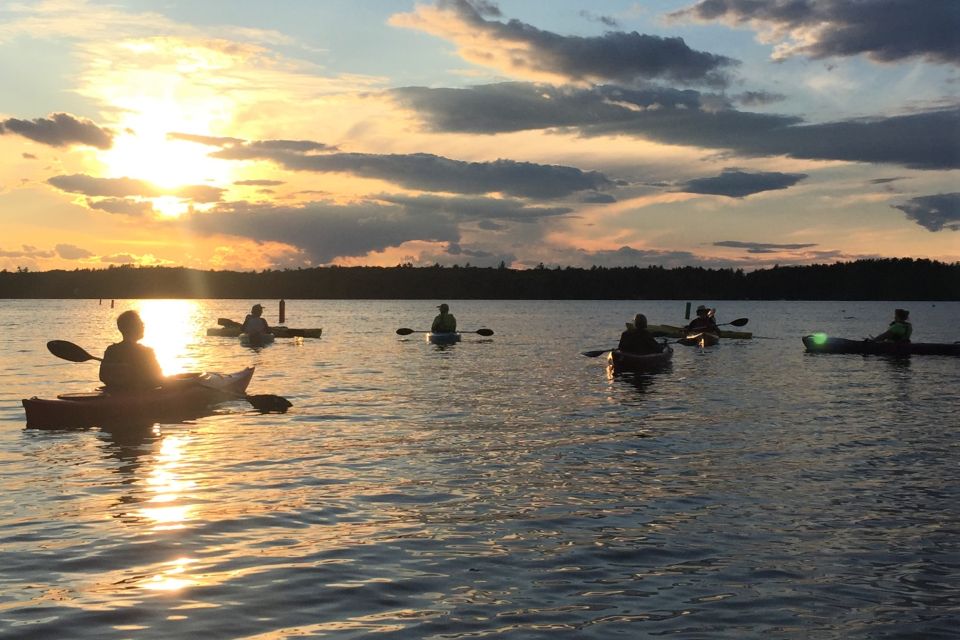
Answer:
(111, 299, 115, 309)
(684, 302, 691, 320)
(279, 299, 286, 324)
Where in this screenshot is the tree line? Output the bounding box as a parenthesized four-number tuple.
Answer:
(0, 258, 957, 300)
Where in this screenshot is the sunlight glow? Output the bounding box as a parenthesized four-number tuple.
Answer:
(135, 299, 203, 375)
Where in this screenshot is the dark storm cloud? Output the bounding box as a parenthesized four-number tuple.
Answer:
(892, 193, 960, 231)
(713, 240, 818, 253)
(394, 83, 960, 170)
(86, 198, 156, 217)
(55, 243, 95, 259)
(671, 0, 960, 65)
(211, 143, 617, 199)
(48, 174, 223, 202)
(678, 168, 807, 197)
(0, 113, 113, 149)
(405, 0, 736, 86)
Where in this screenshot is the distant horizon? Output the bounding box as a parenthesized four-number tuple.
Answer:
(1, 1, 957, 272)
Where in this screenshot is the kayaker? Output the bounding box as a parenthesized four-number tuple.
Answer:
(99, 310, 165, 391)
(872, 308, 912, 343)
(618, 314, 664, 355)
(685, 305, 719, 333)
(242, 304, 271, 337)
(431, 303, 457, 333)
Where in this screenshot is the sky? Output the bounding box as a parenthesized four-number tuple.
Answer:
(0, 0, 957, 272)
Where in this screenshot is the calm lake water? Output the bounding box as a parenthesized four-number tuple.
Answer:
(1, 299, 958, 639)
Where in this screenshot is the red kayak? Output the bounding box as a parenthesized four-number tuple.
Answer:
(22, 367, 255, 428)
(608, 346, 673, 373)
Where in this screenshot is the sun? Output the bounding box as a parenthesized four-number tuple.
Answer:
(85, 38, 244, 216)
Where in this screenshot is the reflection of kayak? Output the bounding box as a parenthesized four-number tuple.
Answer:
(208, 326, 322, 338)
(649, 324, 752, 339)
(608, 346, 673, 372)
(240, 332, 275, 347)
(428, 332, 461, 344)
(679, 332, 720, 347)
(22, 368, 255, 428)
(802, 334, 960, 356)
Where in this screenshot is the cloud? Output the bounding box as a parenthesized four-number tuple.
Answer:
(181, 191, 571, 264)
(22, 152, 37, 160)
(892, 193, 960, 231)
(390, 0, 737, 86)
(671, 0, 960, 65)
(86, 198, 157, 217)
(395, 82, 960, 169)
(100, 253, 137, 264)
(713, 240, 818, 253)
(0, 113, 113, 148)
(0, 245, 55, 259)
(678, 168, 807, 197)
(733, 90, 785, 106)
(211, 142, 617, 199)
(55, 243, 95, 259)
(579, 10, 620, 28)
(48, 174, 223, 202)
(234, 179, 286, 186)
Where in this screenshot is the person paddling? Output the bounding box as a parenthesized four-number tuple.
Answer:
(242, 303, 271, 338)
(685, 305, 719, 333)
(872, 308, 912, 343)
(618, 314, 663, 355)
(431, 303, 457, 333)
(99, 310, 164, 391)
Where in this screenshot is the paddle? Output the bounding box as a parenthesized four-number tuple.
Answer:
(718, 317, 749, 327)
(582, 338, 685, 357)
(46, 340, 291, 413)
(395, 328, 494, 336)
(581, 319, 747, 357)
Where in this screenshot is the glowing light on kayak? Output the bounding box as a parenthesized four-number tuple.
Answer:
(810, 332, 829, 345)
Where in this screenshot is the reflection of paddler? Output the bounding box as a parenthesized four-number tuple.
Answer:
(99, 310, 164, 391)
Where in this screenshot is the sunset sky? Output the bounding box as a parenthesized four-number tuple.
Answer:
(1, 0, 957, 271)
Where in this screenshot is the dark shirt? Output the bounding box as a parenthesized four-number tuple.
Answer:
(99, 341, 164, 391)
(686, 316, 718, 333)
(618, 328, 663, 355)
(431, 312, 457, 332)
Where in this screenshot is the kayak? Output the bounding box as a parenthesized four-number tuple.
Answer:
(678, 332, 720, 347)
(428, 332, 461, 344)
(22, 367, 255, 428)
(803, 334, 960, 356)
(240, 332, 275, 347)
(608, 346, 673, 373)
(208, 326, 322, 338)
(649, 324, 752, 339)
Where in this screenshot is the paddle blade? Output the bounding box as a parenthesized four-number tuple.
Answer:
(218, 317, 242, 328)
(728, 317, 749, 327)
(396, 327, 414, 335)
(47, 340, 100, 363)
(581, 348, 612, 358)
(245, 394, 292, 413)
(475, 328, 494, 336)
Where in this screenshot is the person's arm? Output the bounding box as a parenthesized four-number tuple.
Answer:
(431, 315, 441, 332)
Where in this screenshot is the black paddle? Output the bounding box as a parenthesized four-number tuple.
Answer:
(581, 318, 748, 357)
(46, 340, 291, 413)
(395, 328, 494, 336)
(718, 317, 749, 327)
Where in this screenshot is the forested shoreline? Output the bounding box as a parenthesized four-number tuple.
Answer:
(1, 258, 957, 300)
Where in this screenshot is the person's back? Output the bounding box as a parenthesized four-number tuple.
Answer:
(432, 303, 457, 333)
(242, 304, 269, 336)
(99, 310, 164, 391)
(686, 306, 718, 333)
(618, 313, 663, 355)
(875, 309, 912, 343)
